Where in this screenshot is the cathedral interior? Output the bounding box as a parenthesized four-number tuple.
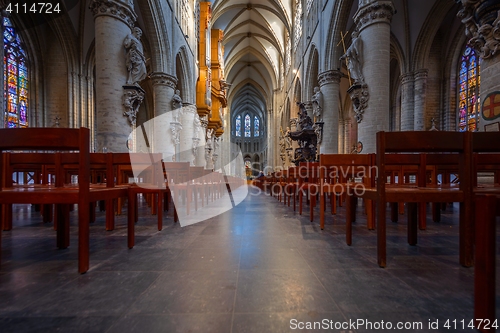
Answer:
(0, 0, 500, 332)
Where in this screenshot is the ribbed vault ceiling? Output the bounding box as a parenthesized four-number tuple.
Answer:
(212, 0, 291, 126)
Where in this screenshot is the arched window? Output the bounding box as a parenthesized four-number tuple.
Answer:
(244, 114, 251, 137)
(458, 46, 480, 132)
(3, 17, 28, 128)
(235, 115, 241, 137)
(254, 116, 259, 137)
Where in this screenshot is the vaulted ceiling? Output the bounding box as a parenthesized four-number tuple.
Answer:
(211, 0, 291, 125)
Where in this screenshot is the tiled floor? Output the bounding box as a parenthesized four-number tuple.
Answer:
(0, 187, 498, 333)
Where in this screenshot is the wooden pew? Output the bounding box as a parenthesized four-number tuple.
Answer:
(0, 128, 130, 273)
(319, 154, 375, 235)
(283, 167, 299, 211)
(350, 131, 472, 268)
(470, 132, 500, 331)
(297, 162, 320, 222)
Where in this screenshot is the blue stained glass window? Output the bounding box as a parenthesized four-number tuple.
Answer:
(244, 114, 251, 137)
(3, 17, 28, 128)
(254, 116, 259, 137)
(235, 115, 241, 137)
(458, 46, 480, 132)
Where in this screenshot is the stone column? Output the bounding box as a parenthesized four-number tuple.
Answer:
(150, 72, 177, 160)
(197, 116, 208, 168)
(413, 69, 428, 131)
(458, 1, 500, 130)
(90, 0, 137, 152)
(400, 72, 415, 131)
(180, 104, 197, 165)
(353, 0, 395, 153)
(192, 112, 205, 167)
(318, 70, 342, 154)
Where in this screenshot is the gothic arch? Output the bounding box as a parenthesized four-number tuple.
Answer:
(292, 78, 301, 118)
(304, 45, 319, 102)
(324, 0, 356, 71)
(136, 0, 173, 73)
(390, 33, 405, 75)
(283, 97, 291, 131)
(443, 27, 468, 131)
(412, 1, 458, 71)
(175, 46, 194, 104)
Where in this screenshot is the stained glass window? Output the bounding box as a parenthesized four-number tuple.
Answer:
(3, 17, 28, 128)
(254, 116, 259, 137)
(244, 114, 251, 137)
(235, 115, 241, 137)
(458, 46, 480, 132)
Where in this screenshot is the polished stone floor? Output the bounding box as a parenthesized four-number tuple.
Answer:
(0, 187, 498, 333)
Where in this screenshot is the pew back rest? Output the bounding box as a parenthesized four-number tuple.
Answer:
(0, 128, 90, 192)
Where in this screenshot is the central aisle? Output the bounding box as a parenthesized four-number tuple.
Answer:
(0, 188, 483, 333)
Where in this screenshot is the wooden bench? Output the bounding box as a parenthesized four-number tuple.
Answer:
(319, 154, 375, 235)
(470, 132, 500, 331)
(297, 162, 320, 222)
(0, 127, 130, 273)
(349, 131, 472, 268)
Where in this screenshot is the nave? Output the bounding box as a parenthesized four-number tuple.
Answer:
(1, 190, 497, 333)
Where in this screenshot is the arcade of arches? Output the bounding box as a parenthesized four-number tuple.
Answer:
(2, 1, 500, 331)
(3, 0, 500, 174)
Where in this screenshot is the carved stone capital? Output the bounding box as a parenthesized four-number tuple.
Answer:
(458, 1, 500, 59)
(400, 72, 414, 85)
(318, 70, 342, 87)
(182, 103, 198, 114)
(354, 1, 395, 31)
(149, 72, 177, 88)
(89, 0, 137, 30)
(414, 69, 429, 81)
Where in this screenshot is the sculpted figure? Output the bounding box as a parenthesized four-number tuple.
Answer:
(124, 27, 147, 85)
(340, 31, 364, 84)
(311, 86, 323, 120)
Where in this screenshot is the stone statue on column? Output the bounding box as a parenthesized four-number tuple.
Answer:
(172, 89, 183, 122)
(205, 128, 215, 169)
(311, 86, 323, 121)
(340, 31, 364, 85)
(123, 27, 147, 85)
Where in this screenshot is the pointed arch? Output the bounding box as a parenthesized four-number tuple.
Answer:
(292, 78, 302, 118)
(304, 45, 319, 102)
(175, 46, 194, 104)
(324, 0, 356, 71)
(137, 0, 172, 73)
